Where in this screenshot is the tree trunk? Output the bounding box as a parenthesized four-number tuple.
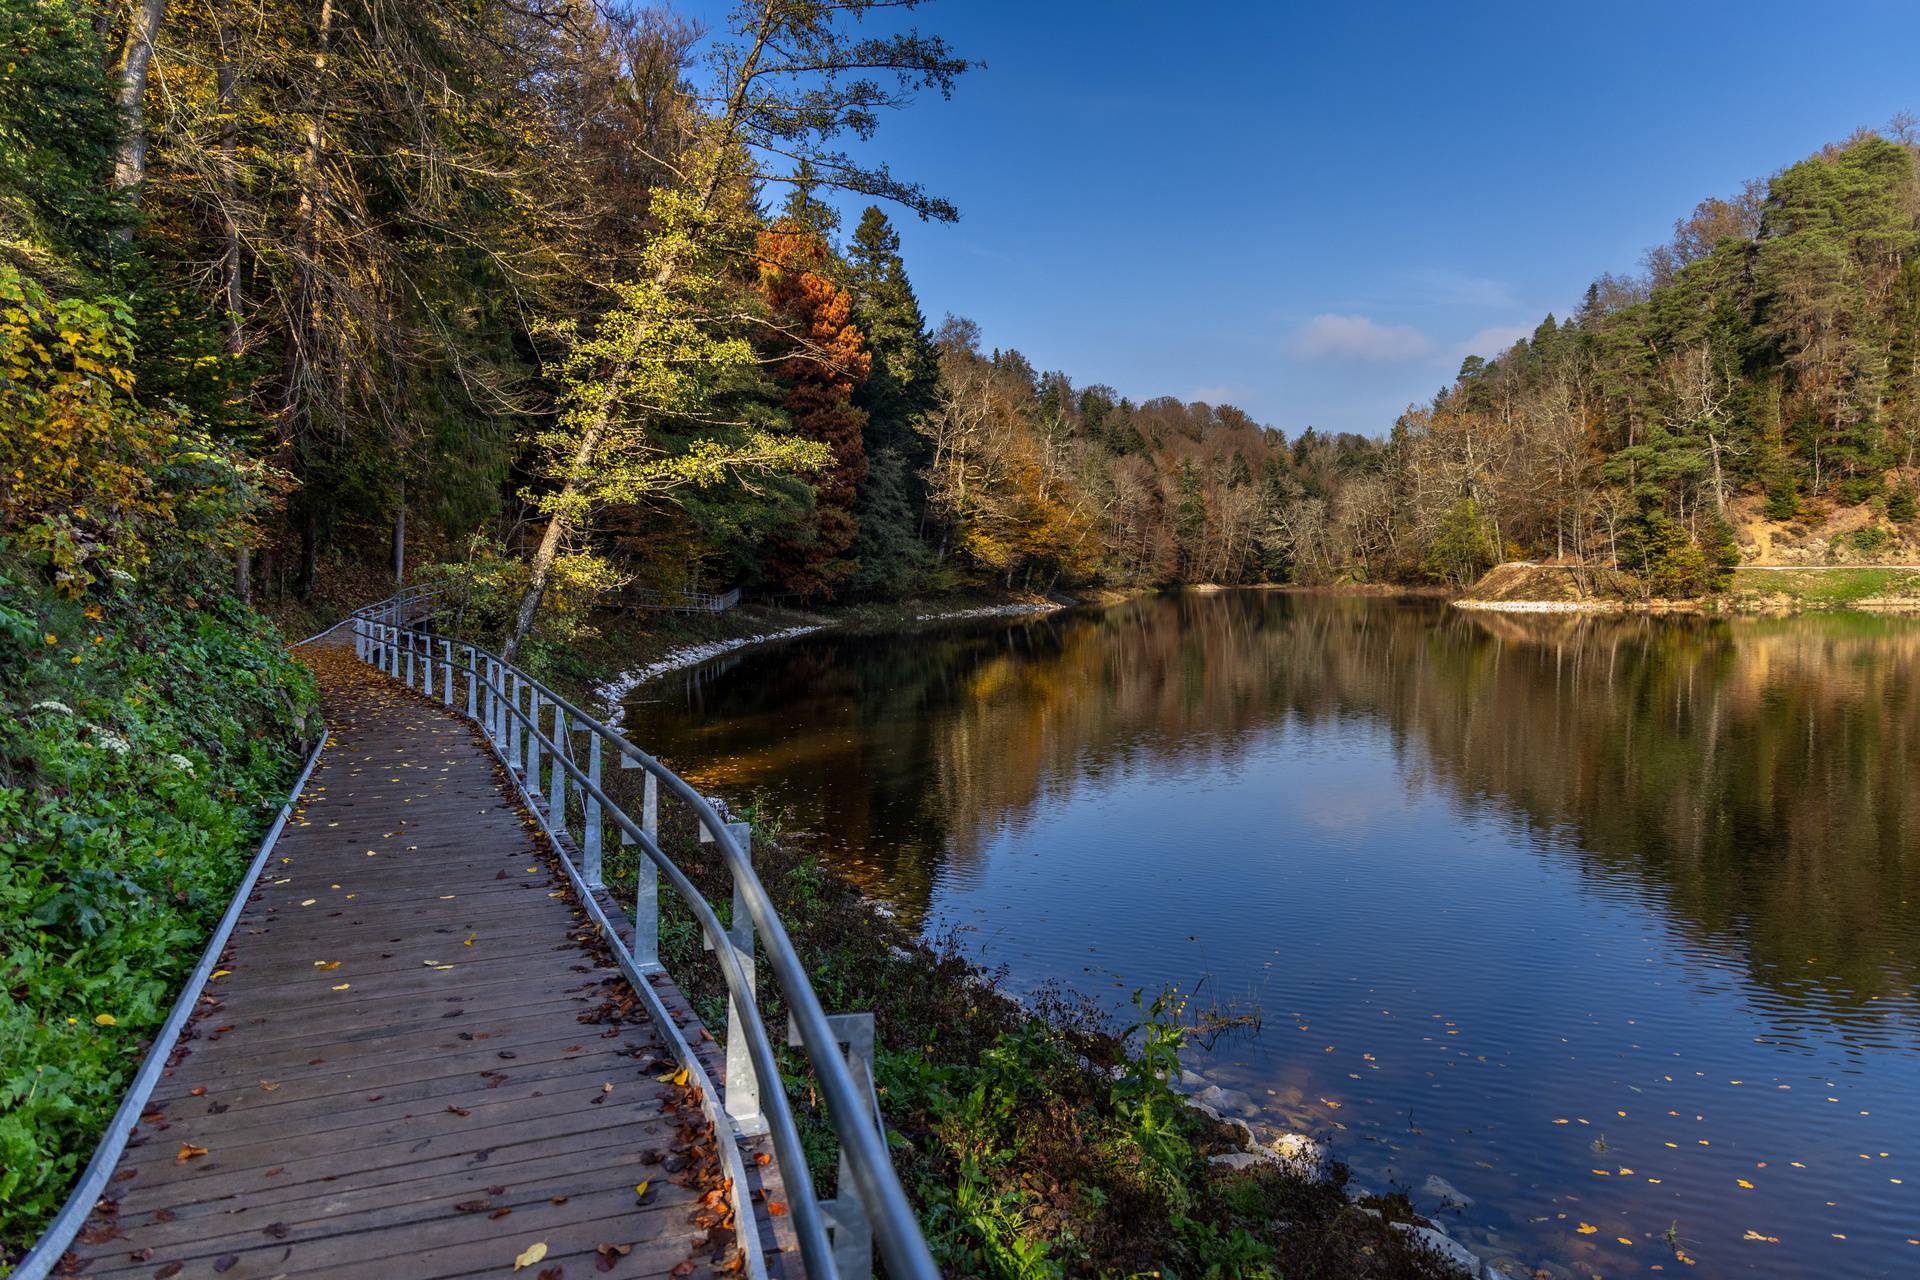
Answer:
(110, 0, 169, 200)
(219, 3, 249, 604)
(392, 478, 407, 583)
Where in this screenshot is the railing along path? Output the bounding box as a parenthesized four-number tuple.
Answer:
(349, 592, 934, 1280)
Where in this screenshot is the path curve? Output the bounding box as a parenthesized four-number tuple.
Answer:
(65, 645, 739, 1279)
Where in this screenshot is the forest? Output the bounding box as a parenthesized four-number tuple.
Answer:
(12, 0, 1920, 657)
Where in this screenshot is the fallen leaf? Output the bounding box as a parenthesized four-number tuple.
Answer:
(332, 983, 351, 991)
(634, 1180, 652, 1201)
(176, 1144, 209, 1162)
(315, 961, 341, 970)
(490, 1207, 513, 1220)
(514, 1242, 549, 1271)
(595, 1241, 633, 1272)
(210, 970, 231, 980)
(447, 1104, 472, 1117)
(156, 1263, 184, 1279)
(258, 1080, 280, 1092)
(213, 1255, 238, 1273)
(95, 1013, 118, 1027)
(1577, 1223, 1597, 1235)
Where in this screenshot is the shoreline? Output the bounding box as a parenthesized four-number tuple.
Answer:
(570, 589, 1517, 1280)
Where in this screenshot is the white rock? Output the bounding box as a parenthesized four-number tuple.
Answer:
(1392, 1222, 1483, 1276)
(1421, 1173, 1475, 1209)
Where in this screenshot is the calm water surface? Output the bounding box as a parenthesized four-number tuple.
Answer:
(624, 593, 1920, 1278)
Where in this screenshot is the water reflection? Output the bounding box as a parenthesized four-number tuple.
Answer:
(630, 593, 1920, 1276)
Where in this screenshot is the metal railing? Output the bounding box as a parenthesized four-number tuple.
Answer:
(348, 595, 936, 1280)
(615, 585, 743, 614)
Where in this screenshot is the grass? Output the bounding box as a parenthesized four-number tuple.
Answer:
(1727, 565, 1920, 608)
(0, 554, 318, 1262)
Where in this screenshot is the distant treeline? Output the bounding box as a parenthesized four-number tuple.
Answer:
(9, 0, 1920, 659)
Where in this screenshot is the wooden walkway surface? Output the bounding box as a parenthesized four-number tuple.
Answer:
(69, 644, 741, 1280)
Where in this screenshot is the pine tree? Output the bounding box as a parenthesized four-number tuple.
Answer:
(846, 206, 939, 593)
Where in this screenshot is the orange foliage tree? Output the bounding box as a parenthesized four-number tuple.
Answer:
(757, 222, 872, 596)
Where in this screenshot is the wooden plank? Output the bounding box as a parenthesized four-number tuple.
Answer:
(70, 644, 762, 1280)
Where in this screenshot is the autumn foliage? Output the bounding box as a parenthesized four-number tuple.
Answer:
(757, 222, 872, 596)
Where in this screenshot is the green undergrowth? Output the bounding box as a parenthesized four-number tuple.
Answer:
(590, 796, 1459, 1279)
(1726, 565, 1920, 608)
(0, 552, 319, 1262)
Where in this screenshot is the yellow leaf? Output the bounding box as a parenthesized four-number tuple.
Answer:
(211, 969, 231, 980)
(315, 961, 341, 970)
(93, 1013, 117, 1027)
(464, 934, 476, 946)
(1737, 1178, 1754, 1188)
(332, 983, 351, 991)
(177, 1143, 209, 1161)
(512, 1242, 547, 1271)
(1577, 1223, 1598, 1235)
(634, 1179, 651, 1199)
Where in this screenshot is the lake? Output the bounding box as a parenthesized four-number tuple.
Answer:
(620, 591, 1920, 1278)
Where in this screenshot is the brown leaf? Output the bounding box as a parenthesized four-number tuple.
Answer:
(537, 1269, 563, 1280)
(670, 1263, 695, 1278)
(490, 1207, 513, 1220)
(596, 1241, 634, 1272)
(446, 1104, 471, 1117)
(156, 1263, 184, 1279)
(454, 1200, 493, 1213)
(214, 1255, 239, 1273)
(175, 1144, 208, 1162)
(263, 1221, 289, 1239)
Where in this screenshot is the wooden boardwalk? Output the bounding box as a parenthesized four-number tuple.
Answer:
(69, 645, 743, 1279)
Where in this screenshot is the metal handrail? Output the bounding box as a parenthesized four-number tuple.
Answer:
(346, 594, 936, 1280)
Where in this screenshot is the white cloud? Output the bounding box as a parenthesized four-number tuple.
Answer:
(1452, 324, 1534, 362)
(1287, 314, 1433, 363)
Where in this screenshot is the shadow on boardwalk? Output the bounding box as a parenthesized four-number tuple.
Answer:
(68, 645, 741, 1279)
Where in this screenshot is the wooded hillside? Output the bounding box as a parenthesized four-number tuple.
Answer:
(9, 0, 1920, 661)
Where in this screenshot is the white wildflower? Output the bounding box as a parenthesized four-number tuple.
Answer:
(167, 753, 195, 773)
(30, 700, 75, 716)
(107, 567, 136, 583)
(93, 729, 132, 755)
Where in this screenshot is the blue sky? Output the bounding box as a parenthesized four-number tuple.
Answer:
(683, 0, 1920, 437)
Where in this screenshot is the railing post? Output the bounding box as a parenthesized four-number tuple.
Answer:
(525, 688, 542, 782)
(441, 640, 454, 707)
(420, 632, 433, 699)
(507, 672, 523, 767)
(582, 733, 603, 889)
(705, 818, 763, 1135)
(465, 646, 478, 720)
(788, 1012, 881, 1280)
(547, 700, 568, 823)
(622, 758, 659, 968)
(405, 632, 416, 688)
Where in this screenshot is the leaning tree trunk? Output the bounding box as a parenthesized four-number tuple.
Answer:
(109, 0, 169, 204)
(498, 6, 780, 665)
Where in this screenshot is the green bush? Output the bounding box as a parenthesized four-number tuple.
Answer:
(1889, 481, 1917, 523)
(0, 557, 317, 1254)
